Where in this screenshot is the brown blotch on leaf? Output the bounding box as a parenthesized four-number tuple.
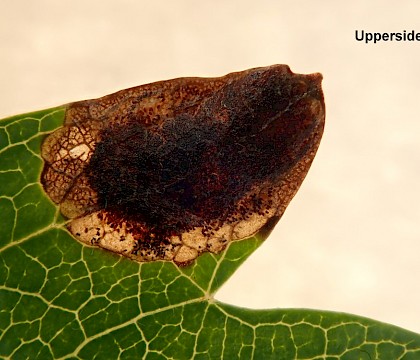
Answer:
(40, 65, 325, 266)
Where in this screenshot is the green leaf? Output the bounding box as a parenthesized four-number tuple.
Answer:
(1, 107, 419, 359)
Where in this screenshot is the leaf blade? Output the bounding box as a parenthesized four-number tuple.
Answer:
(1, 106, 419, 359)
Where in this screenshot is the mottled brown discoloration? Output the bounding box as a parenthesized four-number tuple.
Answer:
(41, 65, 325, 266)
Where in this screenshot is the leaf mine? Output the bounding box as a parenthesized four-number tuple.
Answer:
(40, 65, 325, 266)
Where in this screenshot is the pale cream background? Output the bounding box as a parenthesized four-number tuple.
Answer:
(1, 0, 419, 333)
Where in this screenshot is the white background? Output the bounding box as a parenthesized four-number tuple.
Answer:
(1, 0, 419, 333)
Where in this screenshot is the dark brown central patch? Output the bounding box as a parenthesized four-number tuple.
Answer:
(85, 69, 321, 242)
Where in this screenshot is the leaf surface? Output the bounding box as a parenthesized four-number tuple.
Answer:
(1, 108, 419, 359)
